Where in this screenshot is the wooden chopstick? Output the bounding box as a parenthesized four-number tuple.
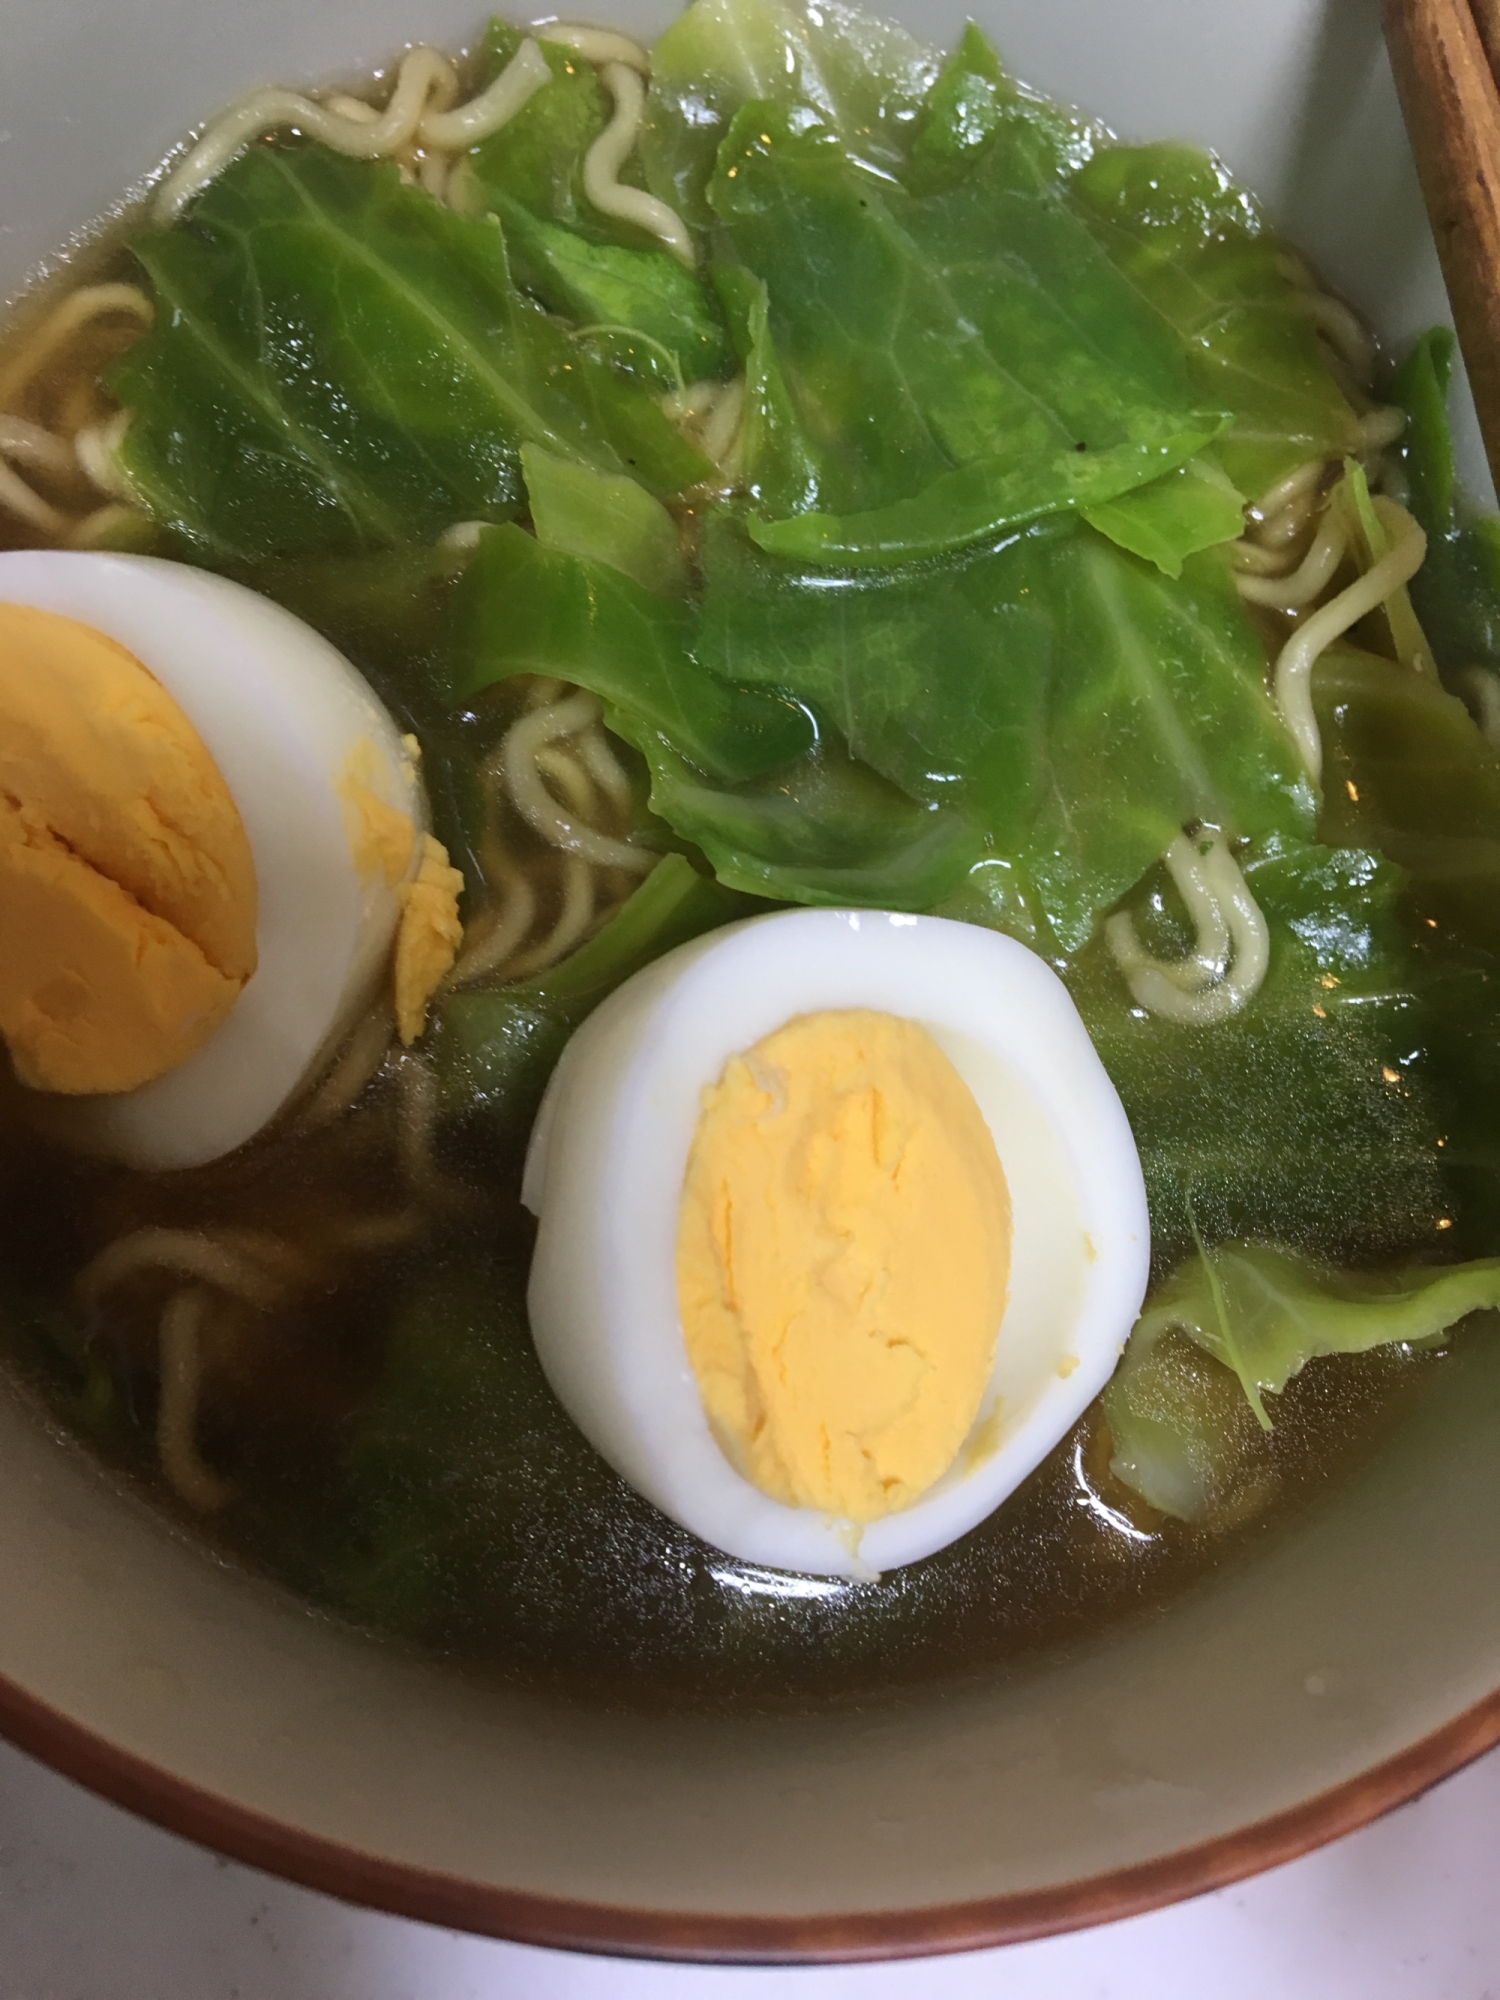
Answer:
(1385, 0, 1500, 493)
(1470, 0, 1500, 88)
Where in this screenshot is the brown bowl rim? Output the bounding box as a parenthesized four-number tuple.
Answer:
(0, 1663, 1496, 1963)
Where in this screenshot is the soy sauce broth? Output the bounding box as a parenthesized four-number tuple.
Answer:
(0, 1045, 1447, 1718)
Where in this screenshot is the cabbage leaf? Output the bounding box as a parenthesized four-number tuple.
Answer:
(112, 148, 709, 561)
(1317, 643, 1500, 951)
(1080, 457, 1249, 580)
(709, 106, 1228, 566)
(694, 513, 1310, 948)
(910, 29, 1359, 508)
(469, 22, 733, 386)
(1391, 326, 1500, 681)
(1135, 1241, 1500, 1420)
(448, 522, 979, 908)
(522, 445, 687, 595)
(451, 508, 1309, 940)
(450, 521, 809, 780)
(1058, 837, 1450, 1271)
(470, 19, 616, 232)
(1104, 1243, 1500, 1520)
(1315, 644, 1500, 1254)
(641, 0, 940, 228)
(1068, 141, 1363, 500)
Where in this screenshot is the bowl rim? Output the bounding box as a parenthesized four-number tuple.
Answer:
(2, 1665, 1496, 1962)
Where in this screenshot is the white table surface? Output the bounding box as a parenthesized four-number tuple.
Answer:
(2, 1733, 1497, 1999)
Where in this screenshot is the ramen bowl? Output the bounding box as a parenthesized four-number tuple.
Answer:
(1, 0, 1498, 1961)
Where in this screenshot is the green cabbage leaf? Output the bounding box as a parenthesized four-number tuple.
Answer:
(112, 148, 708, 561)
(450, 509, 1310, 940)
(1057, 836, 1450, 1272)
(641, 0, 940, 228)
(709, 104, 1228, 566)
(469, 21, 734, 386)
(522, 445, 688, 595)
(691, 513, 1310, 946)
(1390, 326, 1500, 682)
(911, 29, 1359, 505)
(1067, 141, 1363, 501)
(1137, 1242, 1500, 1419)
(448, 521, 978, 909)
(1105, 1243, 1500, 1520)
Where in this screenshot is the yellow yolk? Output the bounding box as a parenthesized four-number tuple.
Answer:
(394, 833, 465, 1045)
(334, 741, 463, 1045)
(0, 603, 257, 1095)
(676, 1008, 1012, 1522)
(337, 737, 418, 888)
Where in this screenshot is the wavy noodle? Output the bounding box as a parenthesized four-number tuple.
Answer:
(1, 305, 153, 538)
(497, 692, 656, 872)
(1232, 536, 1297, 578)
(396, 1055, 441, 1198)
(157, 1288, 233, 1511)
(71, 407, 137, 501)
(663, 380, 723, 429)
(0, 413, 75, 478)
(419, 37, 552, 148)
(1294, 289, 1377, 388)
(323, 93, 380, 123)
(447, 856, 537, 986)
(1254, 458, 1326, 524)
(699, 377, 746, 474)
(534, 741, 602, 820)
(0, 453, 68, 535)
(538, 22, 653, 73)
(290, 1006, 395, 1134)
(1237, 501, 1350, 610)
(418, 150, 452, 201)
(576, 726, 634, 811)
(506, 852, 597, 977)
(396, 1053, 482, 1209)
(67, 502, 149, 548)
(154, 47, 457, 219)
(1359, 405, 1407, 453)
(0, 284, 152, 408)
(438, 518, 488, 553)
(152, 39, 550, 224)
(663, 375, 746, 480)
(582, 63, 696, 266)
(455, 673, 650, 986)
(1272, 500, 1427, 782)
(1106, 835, 1270, 1023)
(442, 156, 484, 217)
(77, 1227, 299, 1312)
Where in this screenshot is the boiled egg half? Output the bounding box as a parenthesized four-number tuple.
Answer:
(0, 550, 461, 1170)
(524, 907, 1150, 1578)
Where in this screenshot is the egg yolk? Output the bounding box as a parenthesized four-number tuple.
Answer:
(676, 1009, 1012, 1523)
(0, 602, 257, 1096)
(394, 833, 465, 1045)
(336, 739, 464, 1044)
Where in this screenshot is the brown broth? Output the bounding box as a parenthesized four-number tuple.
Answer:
(0, 1055, 1450, 1716)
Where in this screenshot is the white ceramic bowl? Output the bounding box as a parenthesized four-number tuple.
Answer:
(1, 0, 1498, 1959)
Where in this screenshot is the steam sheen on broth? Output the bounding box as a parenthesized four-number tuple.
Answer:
(0, 0, 1497, 1707)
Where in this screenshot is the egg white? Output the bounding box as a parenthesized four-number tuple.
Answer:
(524, 907, 1151, 1579)
(0, 550, 424, 1170)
